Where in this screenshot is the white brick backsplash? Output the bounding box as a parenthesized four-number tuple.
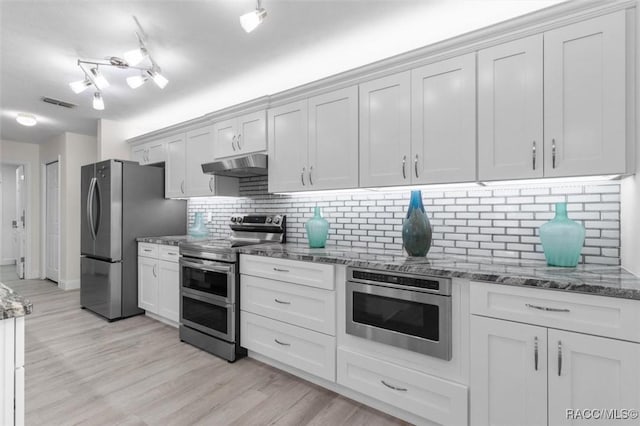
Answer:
(189, 177, 620, 265)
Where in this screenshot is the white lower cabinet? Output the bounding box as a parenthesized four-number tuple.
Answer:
(138, 243, 180, 325)
(470, 282, 640, 426)
(1, 316, 24, 426)
(338, 348, 468, 426)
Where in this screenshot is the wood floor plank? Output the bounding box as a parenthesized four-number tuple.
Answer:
(5, 279, 410, 425)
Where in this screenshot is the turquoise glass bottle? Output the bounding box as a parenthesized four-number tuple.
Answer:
(188, 212, 209, 238)
(539, 202, 585, 267)
(402, 190, 432, 257)
(306, 207, 330, 248)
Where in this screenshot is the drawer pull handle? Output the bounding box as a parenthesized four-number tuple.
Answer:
(273, 267, 290, 272)
(525, 303, 570, 313)
(381, 380, 407, 392)
(144, 249, 153, 252)
(274, 299, 291, 305)
(274, 338, 290, 347)
(558, 340, 563, 376)
(168, 252, 177, 256)
(534, 336, 539, 371)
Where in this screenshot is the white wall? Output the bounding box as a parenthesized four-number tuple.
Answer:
(0, 140, 40, 279)
(0, 165, 17, 265)
(97, 119, 130, 161)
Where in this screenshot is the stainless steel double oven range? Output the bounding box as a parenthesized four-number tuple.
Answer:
(178, 214, 285, 362)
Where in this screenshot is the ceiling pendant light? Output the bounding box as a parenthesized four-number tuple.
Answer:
(93, 92, 105, 110)
(240, 0, 267, 33)
(90, 67, 109, 90)
(16, 113, 37, 127)
(69, 78, 92, 94)
(126, 74, 148, 89)
(147, 69, 168, 89)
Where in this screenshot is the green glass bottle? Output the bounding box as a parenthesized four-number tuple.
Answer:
(539, 202, 585, 267)
(305, 206, 330, 248)
(402, 190, 432, 257)
(188, 212, 209, 238)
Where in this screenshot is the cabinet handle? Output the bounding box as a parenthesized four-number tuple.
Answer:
(273, 267, 290, 272)
(274, 338, 290, 346)
(532, 141, 536, 170)
(237, 133, 242, 150)
(143, 249, 153, 252)
(180, 180, 185, 194)
(381, 380, 407, 392)
(557, 340, 563, 376)
(168, 252, 177, 256)
(274, 298, 291, 305)
(552, 139, 556, 169)
(402, 156, 407, 179)
(414, 155, 419, 178)
(534, 336, 539, 371)
(232, 135, 237, 151)
(525, 303, 570, 313)
(152, 264, 157, 277)
(301, 167, 306, 186)
(209, 177, 214, 192)
(309, 166, 314, 186)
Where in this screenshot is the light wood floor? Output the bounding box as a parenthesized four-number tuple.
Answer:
(7, 279, 410, 426)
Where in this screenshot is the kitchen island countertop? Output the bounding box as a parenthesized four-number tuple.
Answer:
(238, 243, 640, 301)
(0, 282, 32, 319)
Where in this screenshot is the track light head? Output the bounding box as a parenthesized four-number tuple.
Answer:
(126, 74, 148, 89)
(90, 67, 109, 90)
(123, 47, 148, 66)
(93, 92, 105, 110)
(240, 1, 267, 33)
(147, 69, 168, 89)
(69, 78, 92, 94)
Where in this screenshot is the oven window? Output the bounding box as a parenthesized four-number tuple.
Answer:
(353, 292, 439, 341)
(182, 266, 229, 299)
(182, 296, 228, 335)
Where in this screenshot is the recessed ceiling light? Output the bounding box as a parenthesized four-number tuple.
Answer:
(16, 113, 37, 127)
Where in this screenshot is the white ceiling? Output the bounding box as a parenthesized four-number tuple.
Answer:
(0, 0, 566, 145)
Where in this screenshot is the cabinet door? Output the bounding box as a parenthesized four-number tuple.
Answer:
(138, 256, 159, 314)
(411, 53, 476, 184)
(146, 139, 167, 164)
(158, 260, 180, 323)
(359, 72, 411, 188)
(544, 11, 626, 177)
(548, 329, 640, 426)
(470, 316, 547, 426)
(185, 126, 215, 197)
(268, 100, 309, 193)
(1, 319, 15, 426)
(237, 110, 267, 154)
(213, 118, 237, 160)
(308, 86, 359, 190)
(131, 145, 147, 164)
(165, 134, 186, 198)
(479, 35, 543, 181)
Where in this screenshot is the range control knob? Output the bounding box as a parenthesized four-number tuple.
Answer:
(272, 215, 281, 225)
(236, 216, 243, 223)
(265, 216, 273, 223)
(230, 217, 237, 223)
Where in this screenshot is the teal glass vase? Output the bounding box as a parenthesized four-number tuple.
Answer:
(402, 190, 432, 257)
(188, 212, 209, 238)
(539, 202, 585, 267)
(305, 207, 329, 248)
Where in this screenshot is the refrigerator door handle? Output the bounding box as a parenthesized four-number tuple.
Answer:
(94, 178, 102, 236)
(87, 178, 97, 240)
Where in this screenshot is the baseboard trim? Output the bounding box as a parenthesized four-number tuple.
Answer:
(58, 279, 80, 290)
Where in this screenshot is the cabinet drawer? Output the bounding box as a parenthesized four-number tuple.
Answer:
(470, 281, 640, 342)
(241, 275, 335, 335)
(159, 245, 180, 263)
(337, 348, 468, 425)
(240, 254, 335, 290)
(241, 312, 336, 381)
(138, 243, 159, 258)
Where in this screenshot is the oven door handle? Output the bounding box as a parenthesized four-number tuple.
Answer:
(180, 258, 234, 274)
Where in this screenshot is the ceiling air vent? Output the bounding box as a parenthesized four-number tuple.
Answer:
(41, 97, 77, 109)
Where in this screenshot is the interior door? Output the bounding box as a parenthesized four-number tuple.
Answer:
(14, 165, 25, 279)
(45, 162, 59, 282)
(94, 160, 122, 261)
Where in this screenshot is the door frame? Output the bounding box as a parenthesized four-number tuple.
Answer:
(0, 160, 31, 279)
(40, 157, 61, 282)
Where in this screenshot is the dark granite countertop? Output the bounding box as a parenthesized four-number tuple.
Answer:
(238, 243, 640, 301)
(1, 282, 32, 319)
(136, 235, 210, 246)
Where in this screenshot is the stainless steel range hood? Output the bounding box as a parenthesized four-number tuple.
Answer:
(201, 153, 268, 178)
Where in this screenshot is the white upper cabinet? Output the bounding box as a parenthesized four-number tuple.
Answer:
(213, 110, 267, 160)
(544, 11, 627, 177)
(479, 35, 544, 181)
(185, 126, 215, 197)
(307, 86, 359, 190)
(359, 72, 411, 188)
(411, 53, 476, 184)
(268, 100, 309, 193)
(165, 134, 186, 198)
(131, 138, 167, 166)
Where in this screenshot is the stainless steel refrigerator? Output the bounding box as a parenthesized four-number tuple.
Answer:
(80, 159, 186, 321)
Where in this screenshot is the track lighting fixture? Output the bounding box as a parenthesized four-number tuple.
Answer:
(240, 0, 267, 33)
(16, 113, 37, 127)
(68, 16, 167, 110)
